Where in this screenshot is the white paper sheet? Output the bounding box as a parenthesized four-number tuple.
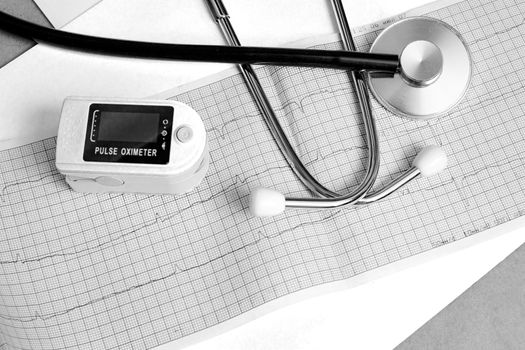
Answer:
(34, 0, 102, 28)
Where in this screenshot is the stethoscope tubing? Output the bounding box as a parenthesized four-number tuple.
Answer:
(0, 10, 399, 73)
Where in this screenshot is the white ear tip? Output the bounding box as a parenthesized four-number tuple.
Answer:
(249, 187, 286, 217)
(412, 145, 448, 177)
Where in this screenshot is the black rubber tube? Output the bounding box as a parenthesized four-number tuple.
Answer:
(0, 10, 399, 72)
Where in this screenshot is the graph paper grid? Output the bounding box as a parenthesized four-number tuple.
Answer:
(1, 0, 525, 348)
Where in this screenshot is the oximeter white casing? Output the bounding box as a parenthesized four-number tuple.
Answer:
(56, 97, 209, 195)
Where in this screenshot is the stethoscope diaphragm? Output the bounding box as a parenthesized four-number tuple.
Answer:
(368, 17, 472, 119)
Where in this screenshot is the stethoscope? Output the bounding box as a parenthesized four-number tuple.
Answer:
(0, 0, 472, 217)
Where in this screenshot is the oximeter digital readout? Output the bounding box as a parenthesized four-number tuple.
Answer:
(56, 97, 209, 195)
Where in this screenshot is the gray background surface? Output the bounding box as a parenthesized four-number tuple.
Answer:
(0, 0, 50, 68)
(398, 243, 525, 349)
(0, 1, 524, 349)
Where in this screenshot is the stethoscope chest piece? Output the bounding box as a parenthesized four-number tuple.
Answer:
(369, 17, 472, 119)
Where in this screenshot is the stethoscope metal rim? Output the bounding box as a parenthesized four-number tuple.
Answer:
(368, 16, 473, 120)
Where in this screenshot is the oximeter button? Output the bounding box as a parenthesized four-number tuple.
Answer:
(95, 176, 124, 187)
(176, 126, 193, 143)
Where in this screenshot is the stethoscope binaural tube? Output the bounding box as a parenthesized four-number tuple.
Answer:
(249, 145, 448, 216)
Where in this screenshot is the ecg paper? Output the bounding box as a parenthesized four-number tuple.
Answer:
(1, 0, 525, 348)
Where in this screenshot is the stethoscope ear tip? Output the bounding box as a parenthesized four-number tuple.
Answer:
(249, 187, 286, 217)
(412, 145, 448, 177)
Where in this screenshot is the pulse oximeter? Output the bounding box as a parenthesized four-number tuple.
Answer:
(56, 97, 209, 195)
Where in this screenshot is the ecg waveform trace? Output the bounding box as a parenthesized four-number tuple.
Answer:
(1, 0, 525, 348)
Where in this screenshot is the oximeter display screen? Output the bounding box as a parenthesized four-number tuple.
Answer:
(83, 103, 173, 164)
(98, 112, 160, 143)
